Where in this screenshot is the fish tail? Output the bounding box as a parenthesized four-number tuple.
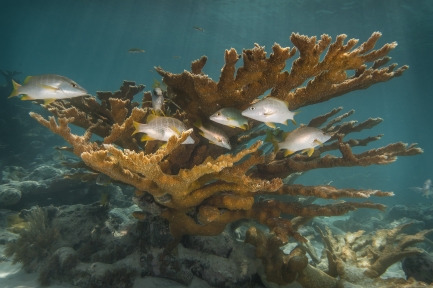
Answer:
(264, 130, 279, 153)
(193, 118, 203, 128)
(292, 110, 301, 125)
(264, 130, 274, 143)
(8, 80, 21, 98)
(132, 121, 141, 135)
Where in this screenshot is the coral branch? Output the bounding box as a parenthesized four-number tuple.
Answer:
(364, 223, 433, 278)
(255, 135, 422, 179)
(269, 184, 394, 199)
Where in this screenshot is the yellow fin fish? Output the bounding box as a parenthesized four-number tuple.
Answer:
(133, 116, 194, 144)
(194, 119, 231, 149)
(209, 107, 249, 130)
(8, 74, 87, 102)
(241, 97, 298, 128)
(271, 126, 332, 157)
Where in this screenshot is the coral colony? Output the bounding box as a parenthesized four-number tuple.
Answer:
(28, 32, 432, 286)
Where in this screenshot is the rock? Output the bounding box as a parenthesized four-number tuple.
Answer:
(54, 247, 78, 269)
(23, 165, 62, 181)
(402, 252, 433, 283)
(387, 204, 433, 232)
(73, 261, 136, 288)
(313, 217, 345, 235)
(177, 240, 258, 287)
(108, 205, 138, 226)
(0, 184, 21, 206)
(53, 204, 110, 248)
(182, 230, 234, 258)
(386, 217, 425, 235)
(1, 166, 26, 183)
(387, 205, 422, 221)
(0, 230, 19, 244)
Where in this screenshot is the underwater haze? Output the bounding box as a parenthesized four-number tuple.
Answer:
(1, 0, 433, 287)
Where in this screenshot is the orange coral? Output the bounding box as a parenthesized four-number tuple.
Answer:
(29, 33, 423, 265)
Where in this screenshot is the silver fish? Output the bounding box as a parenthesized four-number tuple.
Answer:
(194, 119, 231, 149)
(128, 48, 145, 53)
(133, 115, 194, 144)
(209, 107, 249, 130)
(8, 74, 87, 105)
(269, 126, 331, 157)
(241, 97, 298, 128)
(96, 173, 111, 186)
(410, 179, 433, 198)
(152, 87, 164, 115)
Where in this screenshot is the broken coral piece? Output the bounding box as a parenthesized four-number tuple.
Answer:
(248, 223, 433, 287)
(316, 223, 433, 285)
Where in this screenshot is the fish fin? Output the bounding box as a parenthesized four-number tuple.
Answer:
(281, 131, 291, 139)
(264, 131, 279, 152)
(23, 76, 33, 84)
(159, 109, 166, 116)
(241, 123, 249, 130)
(170, 126, 181, 136)
(8, 80, 21, 98)
(313, 139, 324, 147)
(132, 121, 141, 135)
(209, 141, 215, 144)
(37, 84, 59, 91)
(265, 122, 276, 129)
(198, 131, 205, 137)
(291, 119, 297, 126)
(272, 141, 280, 154)
(146, 114, 159, 123)
(43, 98, 56, 105)
(20, 94, 35, 101)
(302, 148, 314, 157)
(263, 110, 276, 116)
(159, 143, 167, 149)
(283, 150, 295, 157)
(193, 118, 203, 128)
(282, 100, 289, 107)
(283, 120, 288, 126)
(141, 134, 155, 142)
(264, 130, 274, 143)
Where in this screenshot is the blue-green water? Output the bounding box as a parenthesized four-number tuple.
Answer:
(1, 0, 432, 206)
(0, 0, 433, 286)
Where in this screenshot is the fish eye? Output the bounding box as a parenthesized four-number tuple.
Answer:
(250, 107, 255, 110)
(71, 83, 78, 88)
(217, 112, 221, 116)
